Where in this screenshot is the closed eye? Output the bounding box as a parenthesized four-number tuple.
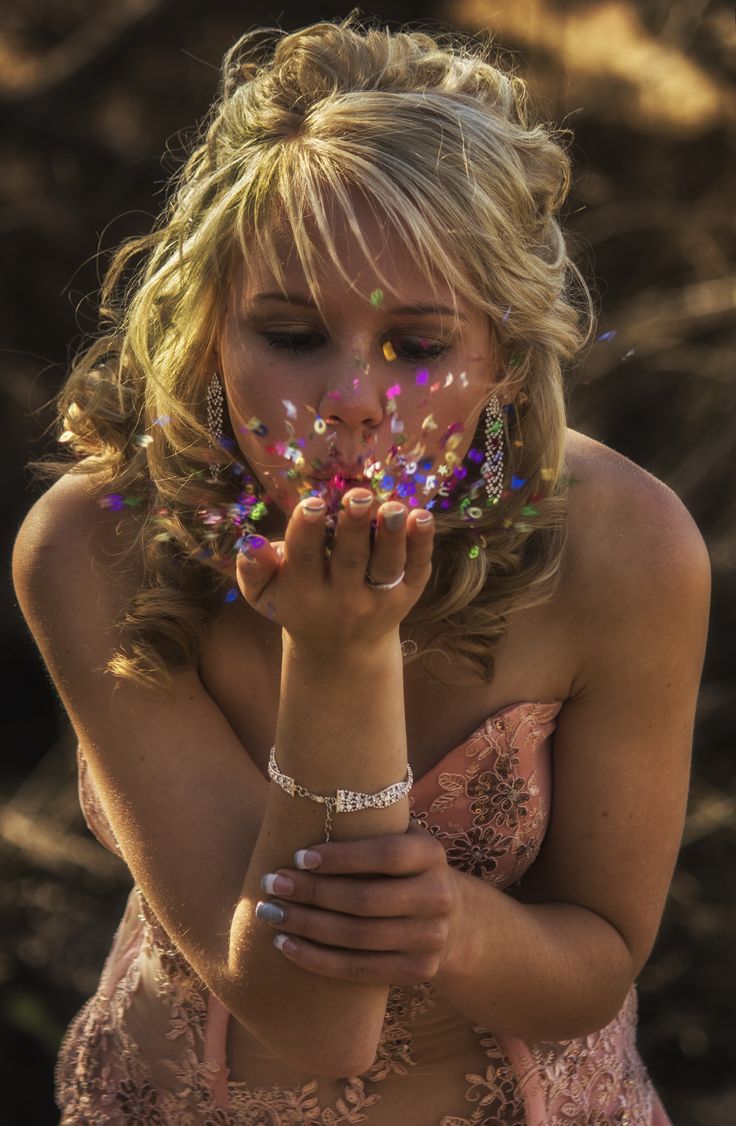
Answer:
(263, 332, 326, 354)
(390, 336, 448, 362)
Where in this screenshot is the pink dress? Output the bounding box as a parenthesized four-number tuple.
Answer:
(55, 700, 672, 1124)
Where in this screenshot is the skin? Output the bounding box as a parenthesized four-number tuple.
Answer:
(217, 202, 494, 983)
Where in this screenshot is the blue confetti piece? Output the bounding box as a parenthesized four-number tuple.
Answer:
(380, 475, 394, 490)
(511, 476, 527, 489)
(225, 588, 239, 603)
(597, 330, 617, 342)
(468, 448, 484, 463)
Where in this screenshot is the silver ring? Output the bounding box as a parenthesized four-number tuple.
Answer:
(365, 569, 405, 591)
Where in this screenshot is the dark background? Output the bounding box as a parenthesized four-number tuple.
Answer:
(1, 2, 734, 1123)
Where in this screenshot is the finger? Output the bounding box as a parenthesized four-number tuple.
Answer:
(364, 502, 408, 586)
(261, 869, 449, 919)
(281, 496, 330, 581)
(236, 535, 282, 604)
(256, 899, 448, 954)
(327, 488, 375, 585)
(271, 935, 439, 986)
(403, 508, 435, 589)
(287, 821, 445, 877)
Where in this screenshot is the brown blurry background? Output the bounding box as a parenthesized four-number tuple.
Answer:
(1, 2, 734, 1123)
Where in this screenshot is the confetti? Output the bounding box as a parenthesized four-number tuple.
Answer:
(469, 545, 480, 558)
(459, 372, 468, 388)
(224, 588, 239, 603)
(467, 506, 483, 520)
(390, 416, 405, 433)
(443, 372, 453, 387)
(511, 476, 527, 489)
(314, 417, 327, 435)
(521, 505, 539, 516)
(415, 368, 429, 385)
(540, 467, 554, 480)
(468, 448, 484, 464)
(421, 414, 437, 431)
(383, 340, 397, 362)
(59, 430, 74, 443)
(597, 330, 617, 342)
(370, 289, 384, 308)
(387, 383, 402, 399)
(153, 415, 171, 426)
(135, 434, 153, 447)
(282, 399, 297, 419)
(502, 306, 512, 323)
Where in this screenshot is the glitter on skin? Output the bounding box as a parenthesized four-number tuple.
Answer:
(382, 340, 397, 362)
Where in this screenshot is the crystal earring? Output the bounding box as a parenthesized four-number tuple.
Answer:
(482, 395, 504, 503)
(206, 372, 224, 480)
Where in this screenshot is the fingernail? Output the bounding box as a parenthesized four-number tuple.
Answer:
(301, 500, 326, 522)
(415, 512, 433, 526)
(261, 873, 294, 895)
(273, 933, 298, 954)
(294, 849, 321, 870)
(256, 900, 285, 924)
(383, 503, 406, 531)
(245, 534, 267, 551)
(347, 494, 373, 514)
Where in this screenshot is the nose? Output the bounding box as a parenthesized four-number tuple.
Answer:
(318, 366, 385, 437)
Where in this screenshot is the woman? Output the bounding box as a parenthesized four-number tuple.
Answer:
(13, 17, 709, 1125)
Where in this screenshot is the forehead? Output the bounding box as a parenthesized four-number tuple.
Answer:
(233, 193, 467, 314)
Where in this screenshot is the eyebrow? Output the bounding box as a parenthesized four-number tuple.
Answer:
(250, 292, 468, 320)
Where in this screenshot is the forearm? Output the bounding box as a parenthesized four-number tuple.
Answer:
(435, 871, 636, 1041)
(227, 631, 409, 1076)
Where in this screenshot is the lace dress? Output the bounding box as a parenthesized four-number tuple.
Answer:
(55, 700, 672, 1124)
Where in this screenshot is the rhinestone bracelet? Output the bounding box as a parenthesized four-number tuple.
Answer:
(267, 747, 413, 842)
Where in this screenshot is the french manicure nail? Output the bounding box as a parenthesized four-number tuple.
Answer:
(255, 900, 285, 924)
(294, 849, 321, 870)
(415, 512, 433, 525)
(383, 504, 406, 531)
(273, 933, 298, 953)
(348, 494, 373, 512)
(302, 500, 326, 522)
(261, 873, 294, 895)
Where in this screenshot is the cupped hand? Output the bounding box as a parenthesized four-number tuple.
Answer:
(235, 490, 435, 649)
(253, 822, 462, 988)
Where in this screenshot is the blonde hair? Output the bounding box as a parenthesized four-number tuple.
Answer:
(42, 15, 593, 689)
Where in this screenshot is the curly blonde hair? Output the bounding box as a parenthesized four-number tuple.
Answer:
(41, 15, 593, 690)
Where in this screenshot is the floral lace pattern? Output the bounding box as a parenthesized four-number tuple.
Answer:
(57, 701, 670, 1124)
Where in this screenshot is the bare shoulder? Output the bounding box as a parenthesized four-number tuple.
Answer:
(13, 472, 140, 619)
(563, 428, 711, 603)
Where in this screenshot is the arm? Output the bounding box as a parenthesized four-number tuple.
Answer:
(247, 470, 711, 1041)
(226, 496, 433, 1075)
(13, 476, 433, 1077)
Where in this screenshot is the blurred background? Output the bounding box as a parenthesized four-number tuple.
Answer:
(0, 1, 733, 1123)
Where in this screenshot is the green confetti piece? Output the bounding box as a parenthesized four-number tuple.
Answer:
(469, 545, 480, 558)
(521, 505, 539, 516)
(370, 288, 384, 308)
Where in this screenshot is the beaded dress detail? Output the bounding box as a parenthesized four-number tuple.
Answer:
(55, 701, 672, 1125)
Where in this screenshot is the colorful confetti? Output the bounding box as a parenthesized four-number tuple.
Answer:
(382, 340, 397, 362)
(370, 289, 384, 308)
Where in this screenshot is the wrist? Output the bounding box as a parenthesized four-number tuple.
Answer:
(281, 628, 402, 674)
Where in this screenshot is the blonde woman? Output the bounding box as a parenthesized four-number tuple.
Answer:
(13, 18, 709, 1126)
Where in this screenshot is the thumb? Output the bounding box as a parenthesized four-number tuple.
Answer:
(236, 534, 283, 607)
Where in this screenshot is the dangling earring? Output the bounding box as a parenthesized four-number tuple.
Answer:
(206, 372, 224, 480)
(482, 395, 505, 503)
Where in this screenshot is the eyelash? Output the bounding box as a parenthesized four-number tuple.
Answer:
(262, 332, 449, 362)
